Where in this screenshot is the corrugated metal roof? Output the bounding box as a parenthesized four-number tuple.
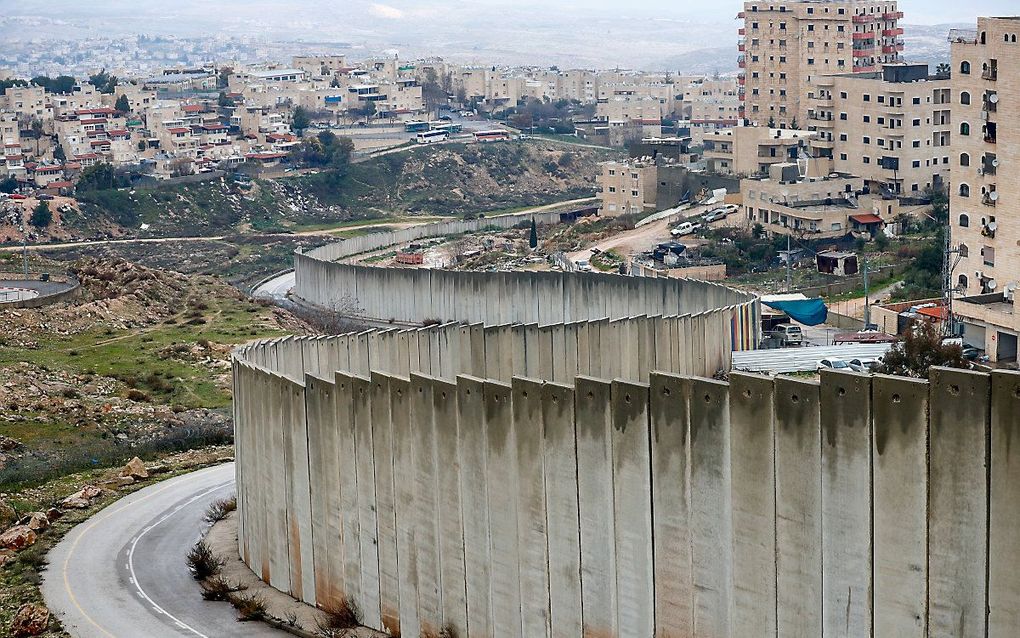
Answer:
(731, 344, 894, 374)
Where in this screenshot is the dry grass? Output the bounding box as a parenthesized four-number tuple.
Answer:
(314, 595, 363, 636)
(229, 591, 268, 621)
(199, 575, 246, 601)
(203, 495, 237, 523)
(185, 540, 223, 580)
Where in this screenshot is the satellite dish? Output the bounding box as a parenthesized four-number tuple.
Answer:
(992, 158, 1000, 167)
(989, 221, 998, 232)
(990, 191, 1000, 201)
(990, 93, 1000, 104)
(989, 279, 999, 290)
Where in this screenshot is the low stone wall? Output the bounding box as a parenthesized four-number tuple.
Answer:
(0, 272, 80, 309)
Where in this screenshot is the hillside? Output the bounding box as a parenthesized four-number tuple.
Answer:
(11, 141, 614, 242)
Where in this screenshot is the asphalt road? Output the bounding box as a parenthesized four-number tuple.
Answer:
(42, 463, 284, 638)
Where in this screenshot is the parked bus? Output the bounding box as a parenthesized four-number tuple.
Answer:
(417, 130, 449, 144)
(404, 121, 430, 132)
(430, 122, 462, 134)
(473, 129, 512, 143)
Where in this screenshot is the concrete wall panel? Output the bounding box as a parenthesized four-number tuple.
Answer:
(988, 370, 1020, 637)
(574, 376, 617, 638)
(819, 370, 872, 638)
(457, 375, 492, 637)
(774, 377, 821, 638)
(648, 373, 694, 637)
(928, 368, 989, 638)
(611, 379, 654, 636)
(728, 372, 776, 637)
(369, 373, 401, 634)
(871, 374, 927, 638)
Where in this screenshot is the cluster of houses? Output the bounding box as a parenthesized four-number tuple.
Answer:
(0, 53, 742, 190)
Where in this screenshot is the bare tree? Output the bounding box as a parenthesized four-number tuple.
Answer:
(305, 294, 366, 335)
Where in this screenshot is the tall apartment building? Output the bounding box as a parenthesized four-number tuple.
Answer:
(808, 64, 952, 195)
(740, 0, 903, 127)
(948, 18, 1020, 362)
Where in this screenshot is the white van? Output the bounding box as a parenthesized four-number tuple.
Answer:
(769, 323, 803, 346)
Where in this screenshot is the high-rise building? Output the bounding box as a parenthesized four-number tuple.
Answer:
(807, 64, 952, 196)
(739, 1, 903, 128)
(949, 17, 1020, 362)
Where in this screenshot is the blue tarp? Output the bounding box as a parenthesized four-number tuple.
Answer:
(762, 298, 828, 326)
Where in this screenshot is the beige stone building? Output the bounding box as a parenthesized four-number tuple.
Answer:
(947, 17, 1020, 362)
(703, 126, 818, 176)
(808, 64, 952, 196)
(741, 164, 873, 238)
(685, 77, 742, 145)
(597, 160, 658, 216)
(741, 0, 903, 127)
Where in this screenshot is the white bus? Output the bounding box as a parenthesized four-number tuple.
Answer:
(417, 130, 449, 144)
(473, 129, 512, 143)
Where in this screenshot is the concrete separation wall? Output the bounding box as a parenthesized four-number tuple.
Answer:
(234, 330, 1019, 637)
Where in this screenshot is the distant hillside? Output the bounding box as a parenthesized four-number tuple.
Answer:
(57, 141, 617, 239)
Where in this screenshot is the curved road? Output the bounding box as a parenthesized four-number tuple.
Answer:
(42, 463, 284, 638)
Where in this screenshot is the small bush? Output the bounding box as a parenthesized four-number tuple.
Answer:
(200, 575, 246, 601)
(187, 317, 207, 326)
(186, 541, 223, 579)
(230, 592, 268, 621)
(61, 388, 80, 399)
(315, 595, 363, 635)
(17, 544, 48, 572)
(204, 496, 237, 523)
(126, 389, 151, 402)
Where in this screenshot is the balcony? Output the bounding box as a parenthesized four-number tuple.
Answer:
(738, 55, 746, 68)
(853, 65, 877, 73)
(884, 11, 905, 19)
(852, 14, 871, 24)
(853, 32, 874, 41)
(983, 192, 998, 207)
(738, 28, 746, 36)
(737, 75, 746, 86)
(883, 42, 904, 54)
(883, 28, 904, 37)
(983, 68, 998, 81)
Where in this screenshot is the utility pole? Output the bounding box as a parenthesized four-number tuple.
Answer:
(20, 225, 28, 279)
(863, 252, 870, 329)
(786, 234, 792, 292)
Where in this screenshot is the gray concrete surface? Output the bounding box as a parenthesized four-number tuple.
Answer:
(42, 463, 284, 638)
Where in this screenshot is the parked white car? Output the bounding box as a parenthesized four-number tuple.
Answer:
(671, 221, 702, 237)
(817, 358, 851, 371)
(848, 357, 881, 372)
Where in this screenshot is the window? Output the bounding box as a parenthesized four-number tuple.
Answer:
(961, 61, 971, 74)
(961, 91, 971, 105)
(960, 184, 971, 197)
(864, 115, 871, 123)
(959, 244, 969, 258)
(960, 153, 970, 166)
(913, 97, 921, 105)
(959, 214, 970, 227)
(960, 122, 971, 136)
(912, 118, 921, 126)
(913, 141, 921, 148)
(863, 136, 871, 144)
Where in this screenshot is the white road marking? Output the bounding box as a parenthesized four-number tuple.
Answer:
(125, 480, 233, 638)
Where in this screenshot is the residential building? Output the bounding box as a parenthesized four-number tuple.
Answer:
(685, 77, 742, 145)
(947, 17, 1020, 363)
(597, 160, 658, 216)
(740, 0, 904, 127)
(703, 126, 819, 176)
(808, 63, 952, 195)
(741, 164, 874, 238)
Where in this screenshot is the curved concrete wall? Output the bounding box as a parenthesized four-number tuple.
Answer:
(234, 337, 1020, 638)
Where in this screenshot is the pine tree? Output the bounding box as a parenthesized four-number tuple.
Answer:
(529, 218, 538, 249)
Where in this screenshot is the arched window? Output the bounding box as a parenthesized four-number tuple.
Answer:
(1013, 35, 1017, 43)
(958, 274, 969, 289)
(1006, 34, 1011, 42)
(959, 214, 970, 227)
(961, 61, 971, 74)
(981, 31, 987, 44)
(960, 184, 971, 198)
(960, 152, 971, 166)
(961, 91, 971, 105)
(961, 122, 971, 136)
(959, 244, 969, 257)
